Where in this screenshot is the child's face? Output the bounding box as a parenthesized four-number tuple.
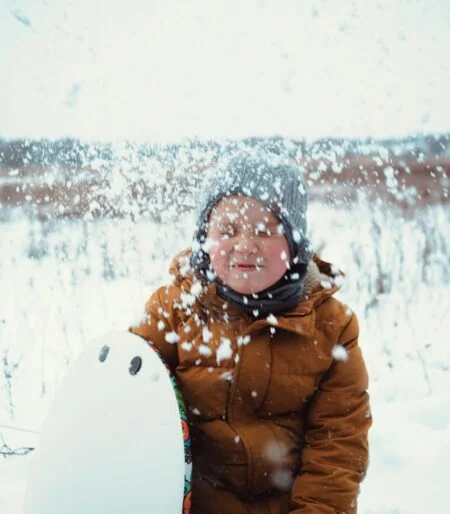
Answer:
(206, 195, 291, 295)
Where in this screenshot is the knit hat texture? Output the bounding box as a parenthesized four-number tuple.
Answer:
(193, 151, 313, 266)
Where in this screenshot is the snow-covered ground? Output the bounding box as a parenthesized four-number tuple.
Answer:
(1, 199, 449, 514)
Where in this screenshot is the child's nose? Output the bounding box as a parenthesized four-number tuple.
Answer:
(234, 233, 258, 254)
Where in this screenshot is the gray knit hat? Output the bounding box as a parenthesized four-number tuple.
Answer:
(192, 151, 313, 268)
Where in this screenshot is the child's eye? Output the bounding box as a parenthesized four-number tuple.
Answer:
(255, 223, 269, 236)
(219, 225, 235, 238)
(255, 223, 275, 237)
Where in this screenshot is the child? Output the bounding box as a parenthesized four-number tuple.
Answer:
(130, 152, 371, 514)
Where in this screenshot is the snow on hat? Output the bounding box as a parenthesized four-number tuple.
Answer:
(192, 151, 313, 266)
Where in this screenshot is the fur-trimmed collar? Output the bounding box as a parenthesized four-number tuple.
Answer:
(302, 257, 344, 296)
(303, 259, 324, 296)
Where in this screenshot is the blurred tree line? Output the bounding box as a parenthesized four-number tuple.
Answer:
(0, 133, 448, 222)
(0, 133, 449, 170)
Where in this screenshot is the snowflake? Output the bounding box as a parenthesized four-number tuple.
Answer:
(332, 344, 349, 362)
(267, 314, 278, 325)
(202, 326, 213, 343)
(165, 331, 179, 344)
(217, 338, 232, 365)
(199, 344, 212, 357)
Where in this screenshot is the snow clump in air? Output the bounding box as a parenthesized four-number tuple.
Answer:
(265, 440, 288, 463)
(165, 331, 179, 344)
(220, 370, 233, 382)
(217, 338, 233, 364)
(272, 469, 294, 491)
(199, 344, 212, 357)
(190, 281, 202, 297)
(180, 292, 196, 308)
(332, 344, 349, 362)
(202, 326, 213, 343)
(267, 314, 278, 325)
(237, 335, 251, 346)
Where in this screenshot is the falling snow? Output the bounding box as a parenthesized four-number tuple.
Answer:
(332, 344, 349, 362)
(202, 327, 213, 344)
(198, 344, 212, 357)
(266, 314, 278, 325)
(164, 332, 179, 344)
(216, 338, 233, 365)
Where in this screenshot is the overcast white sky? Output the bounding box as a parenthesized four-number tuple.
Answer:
(1, 0, 450, 143)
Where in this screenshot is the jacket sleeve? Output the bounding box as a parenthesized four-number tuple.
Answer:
(290, 313, 372, 514)
(128, 287, 179, 371)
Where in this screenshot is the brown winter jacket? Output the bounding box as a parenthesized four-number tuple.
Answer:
(129, 250, 371, 514)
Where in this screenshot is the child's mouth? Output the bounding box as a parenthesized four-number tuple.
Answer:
(232, 264, 259, 272)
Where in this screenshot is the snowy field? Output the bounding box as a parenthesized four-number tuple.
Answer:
(1, 199, 449, 514)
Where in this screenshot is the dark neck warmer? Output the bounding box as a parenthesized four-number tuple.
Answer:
(191, 234, 309, 318)
(215, 261, 307, 317)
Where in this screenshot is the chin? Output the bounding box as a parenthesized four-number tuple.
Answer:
(229, 281, 264, 295)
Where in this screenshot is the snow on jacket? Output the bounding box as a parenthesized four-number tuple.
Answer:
(129, 249, 371, 514)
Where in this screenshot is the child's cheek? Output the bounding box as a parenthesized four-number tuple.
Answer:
(264, 240, 290, 274)
(208, 240, 230, 277)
